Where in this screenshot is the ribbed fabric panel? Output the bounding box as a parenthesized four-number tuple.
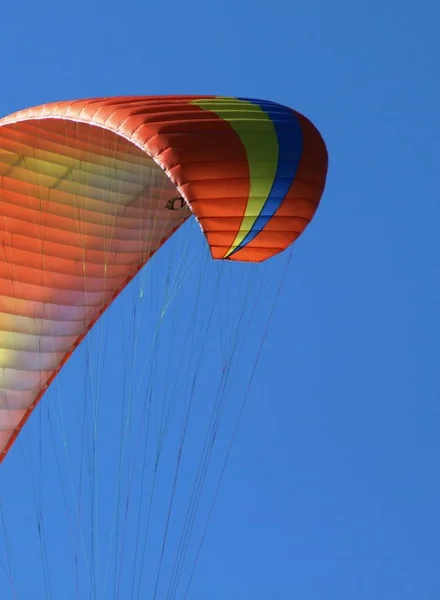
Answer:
(0, 107, 190, 458)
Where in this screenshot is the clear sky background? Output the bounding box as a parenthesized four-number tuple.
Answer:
(0, 0, 439, 599)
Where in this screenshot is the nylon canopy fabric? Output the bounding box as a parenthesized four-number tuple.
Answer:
(0, 95, 328, 460)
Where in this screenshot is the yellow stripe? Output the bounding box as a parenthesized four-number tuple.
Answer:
(192, 98, 278, 257)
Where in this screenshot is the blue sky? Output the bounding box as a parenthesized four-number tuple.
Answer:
(0, 0, 439, 598)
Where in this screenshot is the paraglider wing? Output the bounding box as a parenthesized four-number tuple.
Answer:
(0, 95, 327, 460)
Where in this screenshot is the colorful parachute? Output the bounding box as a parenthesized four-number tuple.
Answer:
(0, 95, 327, 460)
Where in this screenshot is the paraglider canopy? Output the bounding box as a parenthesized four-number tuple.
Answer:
(0, 94, 327, 460)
